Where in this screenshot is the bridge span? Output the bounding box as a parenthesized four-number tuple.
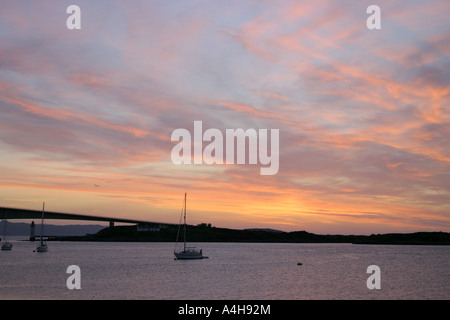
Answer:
(0, 206, 171, 228)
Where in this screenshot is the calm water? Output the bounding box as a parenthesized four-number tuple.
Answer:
(0, 240, 448, 300)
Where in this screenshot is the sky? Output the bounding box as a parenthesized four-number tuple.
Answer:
(0, 0, 449, 235)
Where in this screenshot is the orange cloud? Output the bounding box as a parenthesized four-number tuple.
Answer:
(3, 95, 149, 137)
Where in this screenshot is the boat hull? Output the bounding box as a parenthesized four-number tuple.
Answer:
(174, 250, 208, 260)
(36, 245, 48, 252)
(1, 242, 13, 251)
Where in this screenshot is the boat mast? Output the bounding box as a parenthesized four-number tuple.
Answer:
(40, 202, 45, 246)
(183, 193, 187, 251)
(2, 214, 6, 242)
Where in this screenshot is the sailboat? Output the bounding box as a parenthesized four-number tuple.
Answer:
(1, 218, 13, 251)
(174, 193, 207, 260)
(36, 202, 48, 252)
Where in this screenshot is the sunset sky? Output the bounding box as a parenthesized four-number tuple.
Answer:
(1, 0, 449, 234)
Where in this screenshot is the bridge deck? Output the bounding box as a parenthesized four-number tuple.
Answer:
(0, 206, 170, 226)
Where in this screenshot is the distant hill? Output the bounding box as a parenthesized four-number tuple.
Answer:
(55, 224, 450, 245)
(0, 220, 105, 237)
(244, 228, 284, 233)
(351, 232, 450, 245)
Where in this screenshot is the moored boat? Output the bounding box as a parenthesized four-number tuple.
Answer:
(174, 193, 208, 260)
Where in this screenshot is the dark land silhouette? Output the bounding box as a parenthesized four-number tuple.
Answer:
(53, 224, 450, 245)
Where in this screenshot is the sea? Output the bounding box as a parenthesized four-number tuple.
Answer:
(0, 238, 448, 300)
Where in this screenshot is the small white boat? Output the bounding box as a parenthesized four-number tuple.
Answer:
(174, 247, 205, 260)
(36, 243, 48, 252)
(36, 202, 48, 253)
(1, 242, 13, 251)
(174, 193, 208, 260)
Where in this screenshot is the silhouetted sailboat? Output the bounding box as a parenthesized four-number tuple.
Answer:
(1, 217, 13, 251)
(36, 202, 48, 253)
(174, 193, 207, 260)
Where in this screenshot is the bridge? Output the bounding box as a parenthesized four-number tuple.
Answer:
(0, 206, 170, 229)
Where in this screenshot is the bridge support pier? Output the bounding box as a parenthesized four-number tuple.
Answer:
(29, 221, 35, 241)
(109, 221, 114, 228)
